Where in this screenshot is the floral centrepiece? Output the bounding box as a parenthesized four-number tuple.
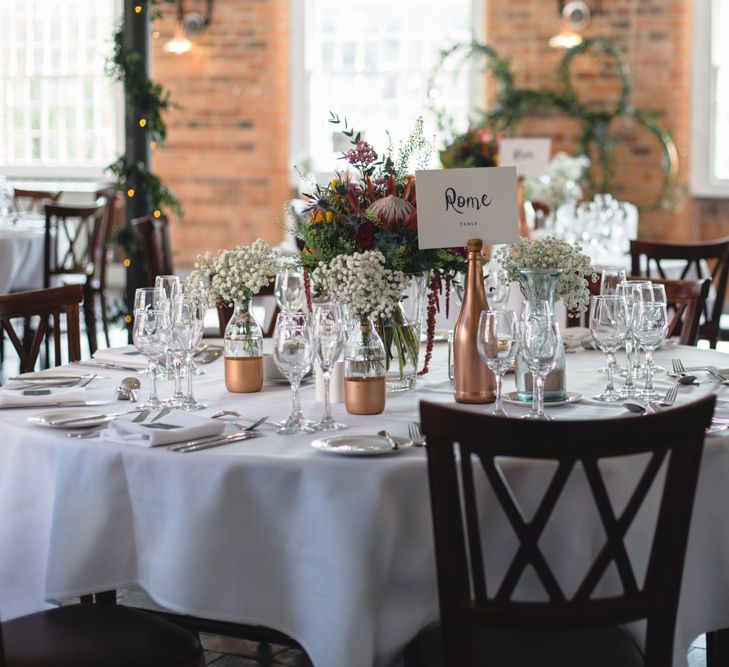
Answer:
(295, 114, 465, 390)
(496, 237, 597, 316)
(439, 127, 500, 169)
(188, 239, 278, 393)
(523, 152, 591, 212)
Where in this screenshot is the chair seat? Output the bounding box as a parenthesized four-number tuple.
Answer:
(405, 624, 644, 667)
(2, 603, 205, 667)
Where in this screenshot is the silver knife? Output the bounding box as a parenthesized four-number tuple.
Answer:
(169, 431, 262, 453)
(0, 401, 112, 410)
(71, 361, 142, 372)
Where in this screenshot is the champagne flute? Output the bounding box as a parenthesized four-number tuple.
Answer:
(590, 295, 629, 401)
(616, 279, 652, 393)
(313, 303, 346, 431)
(132, 308, 168, 409)
(170, 296, 206, 410)
(520, 301, 561, 421)
(274, 313, 316, 434)
(477, 310, 517, 417)
(154, 275, 181, 379)
(633, 300, 669, 400)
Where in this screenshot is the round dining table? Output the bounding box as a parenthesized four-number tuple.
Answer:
(2, 341, 729, 667)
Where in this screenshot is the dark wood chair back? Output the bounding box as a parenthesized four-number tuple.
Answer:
(576, 275, 710, 346)
(131, 214, 174, 285)
(0, 285, 83, 373)
(630, 237, 729, 348)
(92, 190, 123, 289)
(13, 188, 61, 214)
(43, 200, 107, 289)
(420, 397, 714, 667)
(216, 284, 279, 338)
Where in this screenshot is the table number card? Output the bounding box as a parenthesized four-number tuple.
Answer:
(415, 167, 520, 249)
(498, 138, 552, 177)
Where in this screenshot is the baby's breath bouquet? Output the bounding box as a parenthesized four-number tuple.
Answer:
(188, 239, 278, 307)
(496, 237, 597, 315)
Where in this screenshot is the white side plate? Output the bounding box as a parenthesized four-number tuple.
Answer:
(502, 391, 583, 408)
(28, 409, 108, 429)
(312, 434, 412, 456)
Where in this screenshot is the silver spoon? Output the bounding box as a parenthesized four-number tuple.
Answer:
(116, 377, 141, 401)
(377, 430, 399, 451)
(623, 402, 660, 415)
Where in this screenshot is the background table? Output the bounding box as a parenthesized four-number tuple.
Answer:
(3, 343, 729, 667)
(0, 217, 46, 293)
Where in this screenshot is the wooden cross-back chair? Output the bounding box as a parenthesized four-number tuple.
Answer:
(44, 199, 108, 354)
(0, 285, 83, 373)
(12, 188, 61, 214)
(411, 398, 714, 667)
(131, 214, 174, 285)
(571, 275, 710, 346)
(630, 237, 729, 348)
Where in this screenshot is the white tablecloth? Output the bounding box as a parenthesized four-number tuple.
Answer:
(3, 344, 729, 667)
(0, 219, 46, 293)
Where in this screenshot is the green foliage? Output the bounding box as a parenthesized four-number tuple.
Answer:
(432, 38, 679, 210)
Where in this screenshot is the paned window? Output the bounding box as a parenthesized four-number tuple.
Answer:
(0, 0, 121, 178)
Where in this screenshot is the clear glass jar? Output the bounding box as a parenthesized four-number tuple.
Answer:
(224, 298, 264, 393)
(344, 316, 386, 415)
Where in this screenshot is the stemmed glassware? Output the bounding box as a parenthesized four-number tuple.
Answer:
(616, 279, 652, 395)
(273, 313, 316, 434)
(274, 262, 307, 314)
(154, 275, 181, 379)
(477, 310, 518, 417)
(132, 304, 168, 409)
(590, 295, 629, 401)
(632, 298, 669, 400)
(600, 268, 627, 295)
(313, 303, 346, 431)
(519, 301, 561, 420)
(170, 295, 206, 410)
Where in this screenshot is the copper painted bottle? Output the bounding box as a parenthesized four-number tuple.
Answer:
(454, 238, 495, 404)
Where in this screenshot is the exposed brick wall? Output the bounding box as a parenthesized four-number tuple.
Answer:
(151, 0, 289, 266)
(486, 0, 729, 243)
(151, 0, 729, 266)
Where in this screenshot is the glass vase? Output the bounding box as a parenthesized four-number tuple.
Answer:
(515, 268, 568, 402)
(344, 316, 386, 415)
(375, 273, 427, 392)
(223, 298, 263, 393)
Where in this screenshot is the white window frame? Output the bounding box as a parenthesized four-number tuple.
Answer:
(289, 0, 485, 187)
(0, 0, 124, 182)
(691, 0, 729, 197)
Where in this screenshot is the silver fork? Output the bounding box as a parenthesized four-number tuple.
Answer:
(672, 359, 688, 376)
(655, 385, 678, 407)
(150, 406, 173, 422)
(408, 422, 426, 447)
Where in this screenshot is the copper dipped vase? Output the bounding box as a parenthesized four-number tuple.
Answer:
(344, 316, 386, 415)
(223, 298, 264, 393)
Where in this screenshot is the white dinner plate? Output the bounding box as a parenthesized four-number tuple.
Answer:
(311, 434, 412, 456)
(28, 409, 109, 429)
(502, 391, 583, 408)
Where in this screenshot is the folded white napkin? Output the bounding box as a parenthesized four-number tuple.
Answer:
(100, 410, 225, 448)
(0, 386, 86, 407)
(93, 345, 149, 369)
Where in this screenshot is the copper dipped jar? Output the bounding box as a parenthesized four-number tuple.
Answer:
(453, 238, 496, 404)
(343, 316, 386, 415)
(224, 356, 263, 393)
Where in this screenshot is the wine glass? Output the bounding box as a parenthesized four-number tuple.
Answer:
(274, 265, 307, 314)
(132, 308, 168, 409)
(273, 313, 316, 434)
(313, 303, 346, 431)
(632, 300, 669, 400)
(134, 287, 158, 312)
(600, 268, 627, 296)
(170, 295, 206, 410)
(520, 301, 561, 421)
(590, 295, 629, 401)
(477, 310, 518, 417)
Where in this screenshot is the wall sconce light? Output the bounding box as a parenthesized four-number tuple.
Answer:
(164, 0, 214, 55)
(549, 1, 592, 49)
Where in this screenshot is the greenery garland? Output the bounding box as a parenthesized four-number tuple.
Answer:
(431, 38, 680, 210)
(106, 1, 182, 237)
